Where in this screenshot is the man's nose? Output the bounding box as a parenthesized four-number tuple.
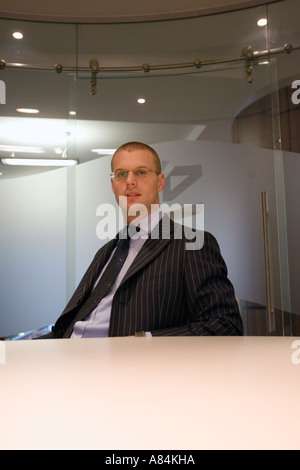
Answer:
(126, 171, 137, 184)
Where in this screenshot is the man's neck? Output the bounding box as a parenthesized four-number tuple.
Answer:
(127, 206, 162, 233)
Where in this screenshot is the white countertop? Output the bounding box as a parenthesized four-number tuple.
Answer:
(1, 336, 300, 450)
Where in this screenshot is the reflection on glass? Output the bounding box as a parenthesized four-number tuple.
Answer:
(0, 1, 299, 337)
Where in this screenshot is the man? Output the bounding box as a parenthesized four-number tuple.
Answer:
(48, 141, 243, 338)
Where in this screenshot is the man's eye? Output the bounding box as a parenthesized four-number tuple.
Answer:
(137, 170, 147, 176)
(118, 171, 128, 178)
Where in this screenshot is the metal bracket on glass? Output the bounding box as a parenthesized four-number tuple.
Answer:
(242, 46, 255, 83)
(55, 63, 63, 73)
(89, 58, 99, 95)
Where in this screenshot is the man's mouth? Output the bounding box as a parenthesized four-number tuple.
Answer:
(126, 193, 141, 198)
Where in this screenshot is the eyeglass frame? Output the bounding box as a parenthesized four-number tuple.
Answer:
(110, 167, 161, 180)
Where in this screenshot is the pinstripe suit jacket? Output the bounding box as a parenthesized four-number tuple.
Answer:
(51, 217, 243, 338)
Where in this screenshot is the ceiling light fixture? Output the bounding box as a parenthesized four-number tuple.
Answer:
(257, 18, 267, 27)
(1, 158, 78, 167)
(91, 149, 116, 156)
(137, 98, 146, 104)
(12, 31, 23, 39)
(0, 145, 44, 154)
(16, 108, 40, 114)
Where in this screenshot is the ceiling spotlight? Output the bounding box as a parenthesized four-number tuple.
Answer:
(12, 31, 23, 39)
(137, 98, 146, 104)
(16, 108, 40, 114)
(257, 18, 267, 27)
(69, 110, 76, 116)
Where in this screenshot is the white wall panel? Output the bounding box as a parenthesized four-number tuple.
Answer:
(0, 169, 67, 336)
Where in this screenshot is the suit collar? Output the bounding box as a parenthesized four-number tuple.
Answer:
(120, 215, 175, 285)
(79, 237, 118, 301)
(68, 215, 176, 306)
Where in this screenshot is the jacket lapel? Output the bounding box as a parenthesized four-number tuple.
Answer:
(63, 237, 118, 313)
(82, 238, 118, 297)
(121, 215, 175, 285)
(62, 215, 176, 313)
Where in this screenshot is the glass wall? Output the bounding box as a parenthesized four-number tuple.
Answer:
(0, 0, 299, 337)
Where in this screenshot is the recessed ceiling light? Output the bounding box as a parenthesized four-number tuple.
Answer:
(0, 172, 2, 176)
(137, 98, 146, 104)
(69, 110, 76, 116)
(12, 31, 23, 39)
(257, 18, 267, 27)
(16, 108, 40, 114)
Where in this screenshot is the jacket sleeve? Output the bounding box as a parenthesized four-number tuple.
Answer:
(150, 231, 243, 336)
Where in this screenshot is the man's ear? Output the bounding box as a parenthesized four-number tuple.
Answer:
(111, 178, 115, 193)
(158, 173, 165, 192)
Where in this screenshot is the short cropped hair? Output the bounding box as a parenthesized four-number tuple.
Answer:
(111, 141, 162, 174)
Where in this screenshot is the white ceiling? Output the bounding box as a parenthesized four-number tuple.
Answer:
(0, 0, 298, 179)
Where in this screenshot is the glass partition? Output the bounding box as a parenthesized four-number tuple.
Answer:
(268, 0, 300, 335)
(0, 1, 299, 338)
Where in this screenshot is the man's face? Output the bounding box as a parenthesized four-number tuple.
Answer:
(111, 149, 165, 223)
